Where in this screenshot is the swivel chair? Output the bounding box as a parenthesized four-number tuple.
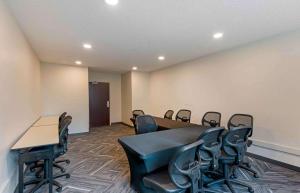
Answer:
(197, 127, 225, 193)
(228, 114, 258, 178)
(143, 139, 205, 193)
(130, 110, 145, 128)
(135, 115, 158, 135)
(175, 109, 191, 123)
(164, 110, 174, 120)
(206, 127, 254, 193)
(201, 112, 221, 128)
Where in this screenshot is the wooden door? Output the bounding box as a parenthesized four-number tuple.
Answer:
(89, 82, 110, 127)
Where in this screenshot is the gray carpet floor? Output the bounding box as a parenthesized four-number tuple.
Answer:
(32, 124, 300, 193)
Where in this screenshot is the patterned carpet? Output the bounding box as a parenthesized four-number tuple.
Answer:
(32, 124, 300, 193)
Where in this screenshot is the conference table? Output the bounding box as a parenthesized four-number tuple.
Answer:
(153, 116, 200, 130)
(119, 117, 208, 193)
(11, 115, 59, 193)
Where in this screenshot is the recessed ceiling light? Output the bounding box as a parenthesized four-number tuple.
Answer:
(83, 43, 92, 49)
(213, 32, 223, 39)
(158, 56, 165, 61)
(75, 60, 82, 65)
(105, 0, 119, 6)
(132, 66, 138, 70)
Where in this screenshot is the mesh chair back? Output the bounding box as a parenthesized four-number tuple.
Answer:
(201, 112, 221, 127)
(135, 115, 158, 134)
(132, 110, 145, 119)
(228, 114, 253, 137)
(223, 126, 252, 163)
(59, 116, 72, 152)
(176, 109, 191, 123)
(169, 139, 203, 192)
(59, 112, 67, 123)
(164, 110, 174, 120)
(59, 112, 67, 128)
(197, 127, 225, 170)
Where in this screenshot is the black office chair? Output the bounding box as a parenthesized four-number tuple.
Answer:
(228, 114, 258, 178)
(201, 112, 221, 127)
(31, 114, 71, 174)
(132, 110, 145, 119)
(135, 115, 158, 135)
(143, 139, 204, 193)
(164, 110, 174, 120)
(28, 116, 72, 192)
(59, 112, 67, 124)
(175, 109, 191, 123)
(206, 127, 254, 193)
(197, 127, 225, 193)
(130, 110, 145, 128)
(52, 116, 72, 191)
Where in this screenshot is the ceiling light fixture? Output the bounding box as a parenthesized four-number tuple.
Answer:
(213, 32, 223, 39)
(132, 66, 138, 71)
(75, 60, 82, 65)
(83, 43, 92, 49)
(105, 0, 119, 6)
(158, 56, 165, 61)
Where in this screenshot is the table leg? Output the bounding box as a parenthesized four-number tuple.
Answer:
(120, 144, 156, 193)
(18, 155, 24, 193)
(48, 146, 54, 193)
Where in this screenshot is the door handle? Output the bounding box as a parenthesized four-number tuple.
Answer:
(107, 101, 110, 108)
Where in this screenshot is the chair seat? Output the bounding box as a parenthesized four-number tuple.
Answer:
(143, 170, 185, 193)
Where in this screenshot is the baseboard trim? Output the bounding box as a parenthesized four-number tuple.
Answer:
(247, 152, 300, 172)
(111, 122, 123, 125)
(120, 122, 134, 128)
(251, 138, 300, 156)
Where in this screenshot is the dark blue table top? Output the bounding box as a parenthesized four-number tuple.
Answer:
(118, 126, 207, 160)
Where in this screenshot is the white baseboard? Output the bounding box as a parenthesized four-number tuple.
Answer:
(249, 139, 300, 167)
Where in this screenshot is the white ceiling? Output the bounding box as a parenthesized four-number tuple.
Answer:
(7, 0, 300, 72)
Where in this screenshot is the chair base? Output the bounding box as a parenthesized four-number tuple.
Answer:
(231, 162, 259, 179)
(206, 164, 254, 193)
(206, 178, 254, 193)
(24, 172, 70, 192)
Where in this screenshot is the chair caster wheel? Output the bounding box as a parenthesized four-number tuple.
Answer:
(61, 168, 66, 173)
(248, 188, 254, 193)
(56, 187, 62, 192)
(66, 160, 70, 164)
(66, 174, 71, 178)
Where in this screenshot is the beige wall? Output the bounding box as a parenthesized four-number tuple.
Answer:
(0, 0, 41, 192)
(121, 72, 133, 125)
(41, 63, 89, 134)
(132, 72, 150, 113)
(88, 71, 122, 123)
(148, 31, 300, 166)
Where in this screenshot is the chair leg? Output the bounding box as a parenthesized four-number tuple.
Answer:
(202, 188, 223, 193)
(225, 180, 236, 193)
(27, 179, 48, 193)
(24, 178, 42, 187)
(53, 180, 63, 192)
(206, 178, 225, 187)
(54, 172, 71, 180)
(230, 179, 254, 193)
(239, 165, 259, 178)
(230, 167, 238, 179)
(55, 159, 70, 164)
(53, 163, 65, 172)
